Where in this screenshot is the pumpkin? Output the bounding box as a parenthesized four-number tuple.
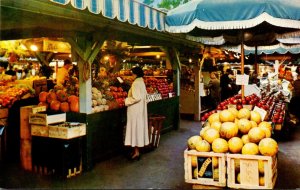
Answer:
(237, 119, 252, 134)
(258, 138, 278, 156)
(210, 121, 222, 132)
(203, 128, 220, 144)
(237, 108, 251, 119)
(208, 113, 220, 124)
(47, 91, 57, 104)
(56, 90, 68, 102)
(187, 135, 202, 150)
(228, 137, 243, 153)
(60, 102, 70, 112)
(250, 111, 262, 124)
(39, 91, 48, 102)
(258, 121, 272, 132)
(50, 100, 61, 111)
(248, 127, 265, 143)
(195, 140, 211, 152)
(242, 143, 259, 155)
(70, 99, 79, 112)
(219, 110, 235, 122)
(68, 95, 79, 103)
(241, 134, 250, 144)
(219, 122, 239, 139)
(212, 138, 229, 153)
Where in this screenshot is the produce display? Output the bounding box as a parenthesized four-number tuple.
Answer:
(188, 106, 279, 185)
(38, 85, 79, 113)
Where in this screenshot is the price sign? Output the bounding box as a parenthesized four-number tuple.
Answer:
(253, 106, 267, 121)
(236, 74, 249, 85)
(117, 77, 124, 83)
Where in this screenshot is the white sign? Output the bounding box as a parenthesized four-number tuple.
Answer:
(253, 106, 267, 121)
(242, 84, 261, 97)
(236, 74, 249, 85)
(117, 77, 124, 83)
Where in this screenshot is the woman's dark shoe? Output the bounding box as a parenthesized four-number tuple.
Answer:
(129, 154, 140, 161)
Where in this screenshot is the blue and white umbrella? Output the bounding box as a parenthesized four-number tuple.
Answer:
(165, 0, 300, 97)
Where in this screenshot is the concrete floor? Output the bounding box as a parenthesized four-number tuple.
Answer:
(0, 119, 300, 189)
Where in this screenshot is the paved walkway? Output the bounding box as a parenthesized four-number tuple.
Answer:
(0, 119, 300, 189)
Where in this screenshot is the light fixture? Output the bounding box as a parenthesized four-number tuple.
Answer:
(104, 55, 109, 61)
(189, 58, 192, 63)
(30, 45, 38, 51)
(156, 55, 160, 59)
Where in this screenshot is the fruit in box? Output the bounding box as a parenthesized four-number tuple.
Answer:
(219, 110, 235, 122)
(228, 137, 243, 153)
(248, 127, 265, 143)
(212, 138, 228, 153)
(60, 102, 70, 112)
(242, 143, 259, 155)
(187, 135, 202, 150)
(237, 118, 252, 134)
(258, 138, 278, 156)
(237, 108, 251, 119)
(39, 91, 48, 102)
(202, 128, 220, 144)
(50, 100, 61, 111)
(219, 122, 238, 139)
(47, 91, 57, 104)
(195, 140, 211, 152)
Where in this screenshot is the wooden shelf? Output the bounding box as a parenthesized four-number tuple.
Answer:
(144, 76, 167, 78)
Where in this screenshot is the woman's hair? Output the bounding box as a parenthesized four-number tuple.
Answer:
(131, 66, 144, 77)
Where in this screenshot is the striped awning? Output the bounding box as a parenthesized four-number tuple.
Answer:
(50, 0, 166, 31)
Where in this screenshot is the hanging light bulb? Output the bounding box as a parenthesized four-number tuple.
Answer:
(30, 45, 38, 51)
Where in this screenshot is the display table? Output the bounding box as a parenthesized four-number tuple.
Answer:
(66, 96, 180, 171)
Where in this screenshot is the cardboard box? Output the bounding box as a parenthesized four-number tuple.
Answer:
(184, 149, 226, 187)
(29, 112, 66, 125)
(48, 123, 86, 139)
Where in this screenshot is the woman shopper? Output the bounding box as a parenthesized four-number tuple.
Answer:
(124, 66, 149, 160)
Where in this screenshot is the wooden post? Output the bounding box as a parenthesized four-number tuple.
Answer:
(194, 65, 201, 121)
(241, 34, 245, 99)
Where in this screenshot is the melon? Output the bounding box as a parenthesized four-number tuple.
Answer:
(242, 143, 259, 155)
(259, 126, 271, 138)
(259, 176, 265, 186)
(210, 121, 222, 132)
(191, 156, 198, 167)
(212, 138, 229, 153)
(258, 138, 278, 156)
(228, 137, 243, 153)
(228, 107, 239, 117)
(193, 168, 198, 179)
(241, 134, 250, 144)
(248, 127, 266, 143)
(258, 160, 264, 174)
(188, 135, 202, 150)
(237, 108, 251, 119)
(195, 140, 211, 152)
(258, 121, 272, 132)
(203, 128, 220, 144)
(213, 168, 219, 180)
(237, 119, 252, 134)
(219, 122, 239, 139)
(200, 126, 210, 138)
(208, 113, 220, 124)
(219, 110, 235, 122)
(237, 173, 241, 183)
(250, 120, 258, 128)
(212, 157, 219, 168)
(250, 111, 262, 124)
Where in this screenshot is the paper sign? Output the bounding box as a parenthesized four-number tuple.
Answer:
(243, 84, 261, 97)
(117, 77, 124, 83)
(199, 83, 206, 97)
(236, 74, 249, 85)
(253, 106, 267, 121)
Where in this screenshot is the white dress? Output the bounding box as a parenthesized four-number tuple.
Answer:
(124, 77, 149, 147)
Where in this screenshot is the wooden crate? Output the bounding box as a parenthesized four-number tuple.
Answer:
(184, 149, 226, 187)
(31, 125, 49, 137)
(29, 112, 66, 125)
(227, 154, 277, 189)
(48, 123, 86, 139)
(33, 78, 47, 96)
(0, 108, 8, 119)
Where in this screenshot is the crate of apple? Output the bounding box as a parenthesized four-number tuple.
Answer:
(217, 93, 260, 111)
(271, 101, 286, 125)
(109, 86, 127, 108)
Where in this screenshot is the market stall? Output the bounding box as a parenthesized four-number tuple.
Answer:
(0, 0, 200, 173)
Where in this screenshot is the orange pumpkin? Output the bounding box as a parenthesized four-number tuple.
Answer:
(60, 102, 70, 112)
(47, 92, 57, 104)
(39, 91, 48, 102)
(56, 90, 68, 102)
(50, 100, 61, 111)
(68, 95, 79, 103)
(70, 99, 79, 112)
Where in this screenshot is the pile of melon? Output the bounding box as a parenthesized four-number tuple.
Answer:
(188, 107, 278, 157)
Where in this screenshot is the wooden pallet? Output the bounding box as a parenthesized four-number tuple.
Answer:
(184, 149, 226, 187)
(227, 153, 277, 189)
